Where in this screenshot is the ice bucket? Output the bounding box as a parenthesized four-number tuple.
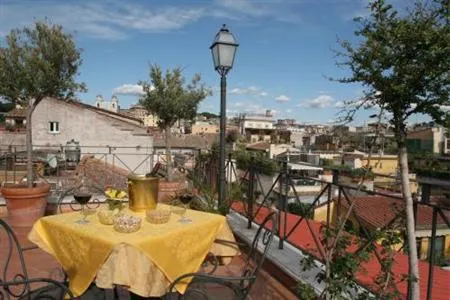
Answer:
(127, 173, 159, 212)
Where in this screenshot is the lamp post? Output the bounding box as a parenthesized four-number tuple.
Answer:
(210, 24, 238, 212)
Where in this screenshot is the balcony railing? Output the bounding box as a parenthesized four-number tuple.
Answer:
(222, 156, 450, 300)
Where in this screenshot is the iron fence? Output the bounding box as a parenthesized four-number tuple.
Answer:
(222, 155, 450, 300)
(0, 144, 199, 202)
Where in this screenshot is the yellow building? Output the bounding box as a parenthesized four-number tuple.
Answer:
(335, 153, 399, 176)
(191, 121, 219, 135)
(121, 104, 159, 127)
(314, 196, 450, 262)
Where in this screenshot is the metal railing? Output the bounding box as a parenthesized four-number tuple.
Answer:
(221, 156, 450, 300)
(0, 144, 199, 202)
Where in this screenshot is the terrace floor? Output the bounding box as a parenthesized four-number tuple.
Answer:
(0, 214, 298, 300)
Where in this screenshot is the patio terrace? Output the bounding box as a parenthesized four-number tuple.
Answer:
(0, 210, 298, 299)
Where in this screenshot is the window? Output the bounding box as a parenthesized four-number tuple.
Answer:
(49, 121, 60, 134)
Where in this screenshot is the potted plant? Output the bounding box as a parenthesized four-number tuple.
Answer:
(139, 65, 210, 202)
(0, 22, 86, 226)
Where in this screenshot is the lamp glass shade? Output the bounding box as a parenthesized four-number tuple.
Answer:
(217, 43, 237, 69)
(210, 25, 238, 71)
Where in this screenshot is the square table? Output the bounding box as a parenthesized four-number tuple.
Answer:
(28, 204, 238, 297)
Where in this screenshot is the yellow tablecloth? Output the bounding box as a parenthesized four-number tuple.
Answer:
(28, 204, 238, 297)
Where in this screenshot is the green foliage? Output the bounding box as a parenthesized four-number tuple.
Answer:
(288, 202, 314, 219)
(336, 0, 449, 138)
(328, 164, 375, 180)
(296, 281, 317, 300)
(139, 65, 211, 130)
(300, 215, 406, 299)
(0, 102, 14, 112)
(415, 168, 450, 180)
(320, 224, 372, 299)
(0, 21, 86, 186)
(225, 130, 238, 144)
(0, 21, 86, 104)
(234, 149, 278, 176)
(321, 158, 334, 166)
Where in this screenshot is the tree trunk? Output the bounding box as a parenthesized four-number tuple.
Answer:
(26, 100, 34, 188)
(398, 138, 420, 299)
(25, 98, 42, 188)
(165, 126, 172, 182)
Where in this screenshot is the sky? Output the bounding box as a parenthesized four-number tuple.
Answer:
(0, 0, 416, 125)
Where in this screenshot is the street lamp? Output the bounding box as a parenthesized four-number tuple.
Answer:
(210, 24, 239, 212)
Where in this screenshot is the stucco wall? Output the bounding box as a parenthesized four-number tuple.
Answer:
(0, 132, 26, 150)
(31, 98, 154, 174)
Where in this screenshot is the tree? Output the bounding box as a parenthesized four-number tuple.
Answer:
(0, 21, 86, 187)
(336, 0, 449, 298)
(139, 65, 210, 181)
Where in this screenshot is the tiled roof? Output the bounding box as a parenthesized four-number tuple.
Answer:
(339, 196, 450, 230)
(66, 99, 143, 124)
(246, 142, 270, 151)
(231, 202, 450, 300)
(153, 133, 218, 150)
(5, 107, 26, 118)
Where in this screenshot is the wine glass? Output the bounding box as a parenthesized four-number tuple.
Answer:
(178, 193, 193, 223)
(73, 183, 92, 224)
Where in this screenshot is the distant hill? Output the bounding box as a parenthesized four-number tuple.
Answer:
(199, 112, 219, 119)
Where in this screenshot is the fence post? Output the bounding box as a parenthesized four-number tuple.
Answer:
(421, 184, 431, 204)
(279, 160, 288, 249)
(247, 156, 255, 229)
(426, 207, 438, 300)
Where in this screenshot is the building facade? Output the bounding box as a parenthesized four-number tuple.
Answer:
(32, 97, 153, 173)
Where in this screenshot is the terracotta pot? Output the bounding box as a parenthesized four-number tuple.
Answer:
(158, 181, 185, 203)
(1, 183, 50, 227)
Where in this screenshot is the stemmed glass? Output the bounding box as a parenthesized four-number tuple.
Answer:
(73, 183, 92, 224)
(175, 181, 194, 223)
(178, 193, 193, 223)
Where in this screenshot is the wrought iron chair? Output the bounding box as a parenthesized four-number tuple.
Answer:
(0, 219, 106, 299)
(166, 212, 276, 299)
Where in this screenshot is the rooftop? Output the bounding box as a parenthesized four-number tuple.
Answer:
(231, 202, 450, 300)
(338, 195, 450, 230)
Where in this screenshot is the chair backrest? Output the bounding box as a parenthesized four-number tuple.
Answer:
(240, 211, 276, 294)
(0, 218, 32, 298)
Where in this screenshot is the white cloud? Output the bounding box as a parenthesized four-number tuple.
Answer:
(216, 0, 300, 22)
(275, 95, 290, 103)
(286, 108, 292, 113)
(229, 86, 267, 97)
(0, 0, 300, 40)
(298, 95, 335, 108)
(112, 84, 146, 96)
(335, 101, 345, 108)
(0, 1, 206, 40)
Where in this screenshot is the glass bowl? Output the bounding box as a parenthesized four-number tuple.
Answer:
(97, 210, 121, 225)
(146, 209, 171, 224)
(113, 215, 141, 233)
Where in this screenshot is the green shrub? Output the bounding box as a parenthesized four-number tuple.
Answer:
(234, 150, 278, 176)
(296, 281, 317, 300)
(288, 202, 314, 219)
